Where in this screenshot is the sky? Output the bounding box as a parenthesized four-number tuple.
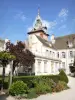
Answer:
(0, 0, 75, 43)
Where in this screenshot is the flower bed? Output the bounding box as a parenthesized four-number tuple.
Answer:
(9, 70, 69, 99)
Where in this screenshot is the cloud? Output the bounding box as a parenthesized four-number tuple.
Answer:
(58, 8, 68, 18)
(27, 26, 33, 32)
(42, 20, 57, 29)
(58, 24, 66, 30)
(14, 12, 26, 21)
(27, 20, 57, 32)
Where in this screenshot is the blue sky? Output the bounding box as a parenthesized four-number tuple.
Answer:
(0, 0, 75, 43)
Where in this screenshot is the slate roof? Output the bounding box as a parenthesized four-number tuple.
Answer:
(53, 34, 75, 49)
(36, 34, 75, 50)
(0, 39, 5, 47)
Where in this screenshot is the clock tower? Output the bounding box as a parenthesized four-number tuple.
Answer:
(27, 9, 49, 49)
(28, 8, 49, 39)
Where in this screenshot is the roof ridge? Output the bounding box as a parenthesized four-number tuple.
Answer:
(0, 38, 4, 42)
(35, 35, 51, 48)
(55, 33, 75, 39)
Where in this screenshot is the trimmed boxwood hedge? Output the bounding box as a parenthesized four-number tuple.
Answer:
(13, 75, 60, 88)
(0, 77, 9, 89)
(59, 70, 69, 83)
(0, 71, 68, 89)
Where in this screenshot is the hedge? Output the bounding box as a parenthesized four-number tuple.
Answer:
(0, 77, 9, 89)
(59, 70, 69, 83)
(13, 75, 60, 88)
(0, 72, 68, 89)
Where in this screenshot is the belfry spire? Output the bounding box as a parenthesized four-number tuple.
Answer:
(38, 7, 40, 16)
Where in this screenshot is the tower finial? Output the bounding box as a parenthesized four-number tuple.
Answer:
(38, 7, 40, 16)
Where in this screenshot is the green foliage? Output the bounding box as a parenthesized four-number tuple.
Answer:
(59, 81, 69, 89)
(13, 76, 35, 88)
(0, 76, 9, 89)
(0, 51, 16, 90)
(27, 88, 38, 99)
(0, 51, 16, 61)
(52, 81, 68, 92)
(13, 75, 59, 88)
(45, 79, 56, 89)
(32, 78, 53, 94)
(0, 79, 8, 89)
(9, 81, 28, 96)
(35, 82, 52, 94)
(59, 70, 68, 83)
(1, 74, 69, 99)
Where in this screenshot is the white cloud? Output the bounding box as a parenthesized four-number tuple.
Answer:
(14, 12, 26, 21)
(42, 20, 57, 29)
(27, 20, 57, 32)
(58, 24, 66, 30)
(27, 26, 32, 32)
(58, 8, 68, 18)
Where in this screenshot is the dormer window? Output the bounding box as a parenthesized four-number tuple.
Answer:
(73, 38, 75, 45)
(50, 34, 55, 44)
(67, 39, 73, 48)
(49, 43, 52, 47)
(68, 42, 73, 48)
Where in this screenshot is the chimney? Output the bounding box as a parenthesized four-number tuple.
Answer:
(50, 34, 55, 44)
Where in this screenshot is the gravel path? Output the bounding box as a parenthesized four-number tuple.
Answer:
(0, 76, 75, 100)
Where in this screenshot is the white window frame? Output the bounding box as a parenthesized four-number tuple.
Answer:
(44, 61, 47, 73)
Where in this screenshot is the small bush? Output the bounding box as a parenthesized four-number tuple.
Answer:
(59, 70, 68, 83)
(59, 81, 69, 89)
(9, 81, 28, 96)
(52, 81, 68, 92)
(35, 80, 52, 94)
(0, 76, 9, 89)
(27, 88, 38, 99)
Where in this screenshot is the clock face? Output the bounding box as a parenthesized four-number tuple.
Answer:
(34, 19, 42, 29)
(40, 33, 43, 38)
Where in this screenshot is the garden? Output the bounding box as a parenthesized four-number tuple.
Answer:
(0, 70, 69, 99)
(0, 41, 69, 99)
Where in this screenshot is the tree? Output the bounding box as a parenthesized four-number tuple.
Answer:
(0, 51, 16, 90)
(6, 41, 35, 74)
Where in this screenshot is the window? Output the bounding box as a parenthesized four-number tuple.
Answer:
(37, 61, 41, 73)
(44, 61, 47, 73)
(62, 62, 65, 69)
(62, 52, 66, 58)
(57, 52, 59, 58)
(50, 51, 52, 57)
(53, 52, 55, 58)
(51, 61, 54, 73)
(70, 51, 73, 58)
(73, 38, 75, 45)
(46, 50, 48, 56)
(55, 62, 58, 72)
